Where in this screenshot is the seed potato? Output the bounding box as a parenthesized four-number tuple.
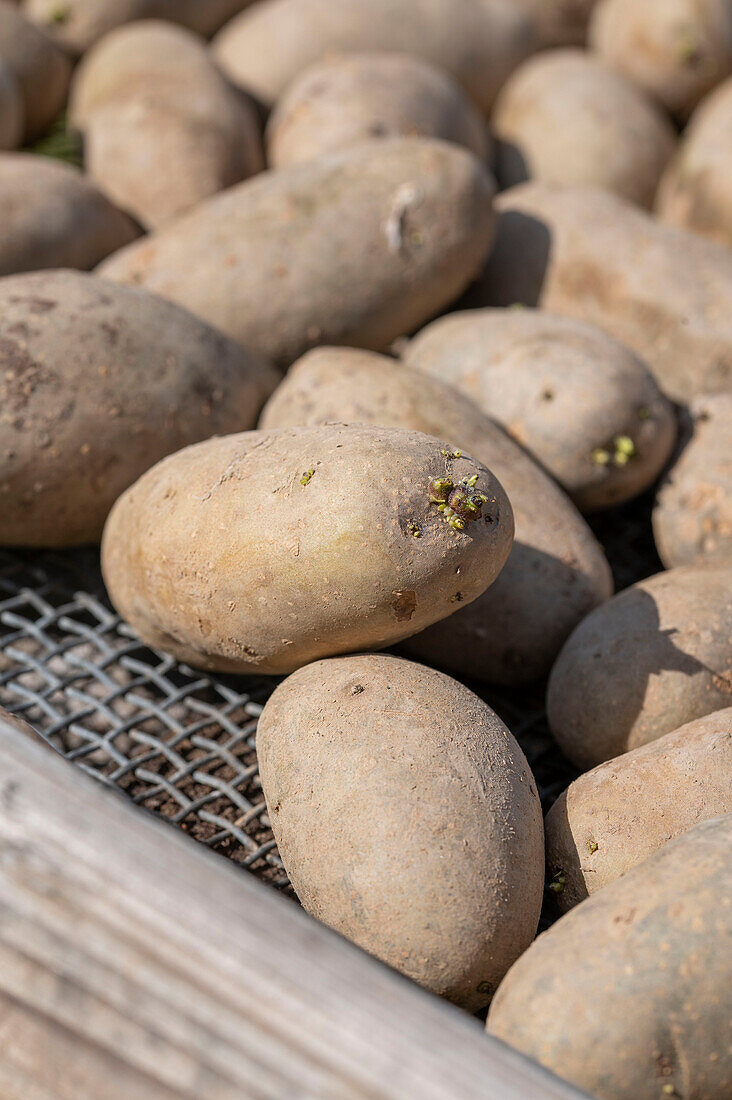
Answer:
(546, 707, 732, 912)
(653, 392, 732, 569)
(98, 138, 495, 367)
(547, 562, 732, 770)
(102, 424, 514, 675)
(257, 653, 545, 1012)
(260, 347, 612, 684)
(405, 309, 676, 513)
(0, 57, 22, 148)
(0, 0, 70, 140)
(476, 182, 732, 403)
(488, 815, 732, 1100)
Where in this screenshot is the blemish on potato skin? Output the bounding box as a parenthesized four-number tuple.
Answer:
(392, 590, 417, 621)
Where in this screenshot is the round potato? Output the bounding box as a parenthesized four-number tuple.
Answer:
(488, 814, 732, 1100)
(102, 424, 514, 675)
(0, 269, 277, 546)
(0, 153, 139, 276)
(98, 138, 495, 367)
(405, 309, 676, 512)
(653, 392, 732, 568)
(260, 347, 612, 684)
(0, 0, 71, 140)
(492, 49, 675, 207)
(656, 77, 732, 248)
(212, 0, 537, 113)
(511, 0, 599, 47)
(476, 182, 732, 403)
(0, 58, 22, 149)
(546, 707, 732, 912)
(266, 52, 489, 169)
(547, 562, 732, 770)
(590, 0, 732, 119)
(257, 653, 545, 1012)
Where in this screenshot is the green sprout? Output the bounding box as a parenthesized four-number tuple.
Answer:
(548, 873, 566, 895)
(300, 468, 315, 486)
(588, 841, 599, 855)
(407, 522, 422, 539)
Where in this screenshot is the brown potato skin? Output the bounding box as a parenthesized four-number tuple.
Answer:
(0, 269, 277, 546)
(653, 393, 732, 568)
(0, 1, 70, 140)
(546, 708, 732, 912)
(488, 815, 732, 1100)
(475, 182, 732, 403)
(590, 0, 732, 120)
(266, 52, 489, 169)
(0, 153, 139, 276)
(260, 347, 612, 684)
(97, 138, 495, 368)
(511, 0, 599, 47)
(547, 563, 732, 770)
(405, 309, 676, 513)
(102, 424, 514, 675)
(0, 59, 22, 149)
(493, 49, 675, 207)
(257, 653, 545, 1012)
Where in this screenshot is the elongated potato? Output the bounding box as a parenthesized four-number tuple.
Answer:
(212, 0, 537, 112)
(0, 269, 277, 547)
(266, 52, 489, 169)
(0, 153, 139, 276)
(102, 424, 514, 675)
(405, 309, 676, 512)
(257, 653, 544, 1012)
(0, 0, 70, 139)
(546, 708, 732, 911)
(0, 58, 22, 148)
(656, 77, 732, 248)
(511, 0, 599, 47)
(590, 0, 732, 119)
(476, 182, 732, 403)
(488, 815, 732, 1100)
(261, 347, 612, 684)
(653, 393, 732, 568)
(493, 49, 675, 207)
(547, 562, 732, 770)
(98, 139, 495, 367)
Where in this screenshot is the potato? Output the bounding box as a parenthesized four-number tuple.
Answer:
(590, 0, 732, 120)
(405, 309, 676, 513)
(488, 814, 732, 1100)
(0, 0, 70, 140)
(266, 52, 489, 169)
(653, 393, 732, 568)
(510, 0, 599, 47)
(212, 0, 537, 113)
(547, 562, 732, 770)
(260, 347, 612, 684)
(492, 49, 675, 207)
(102, 424, 514, 675)
(0, 58, 22, 148)
(476, 182, 732, 403)
(656, 77, 732, 248)
(546, 708, 732, 912)
(257, 653, 544, 1012)
(98, 138, 495, 367)
(0, 153, 139, 276)
(0, 269, 277, 546)
(69, 22, 262, 228)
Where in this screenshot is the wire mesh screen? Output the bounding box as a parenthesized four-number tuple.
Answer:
(0, 490, 661, 897)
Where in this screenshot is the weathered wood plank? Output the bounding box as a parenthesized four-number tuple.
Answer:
(0, 718, 589, 1099)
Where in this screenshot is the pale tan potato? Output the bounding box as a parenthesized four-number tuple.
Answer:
(493, 49, 675, 207)
(656, 77, 732, 247)
(0, 0, 70, 139)
(260, 347, 612, 684)
(475, 182, 732, 403)
(0, 153, 139, 276)
(510, 0, 599, 46)
(547, 562, 732, 770)
(257, 653, 544, 1012)
(98, 138, 495, 367)
(212, 0, 538, 112)
(653, 393, 732, 568)
(0, 269, 277, 547)
(405, 309, 676, 513)
(266, 52, 489, 169)
(546, 708, 732, 912)
(0, 57, 22, 148)
(102, 424, 514, 675)
(590, 0, 732, 119)
(488, 815, 732, 1100)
